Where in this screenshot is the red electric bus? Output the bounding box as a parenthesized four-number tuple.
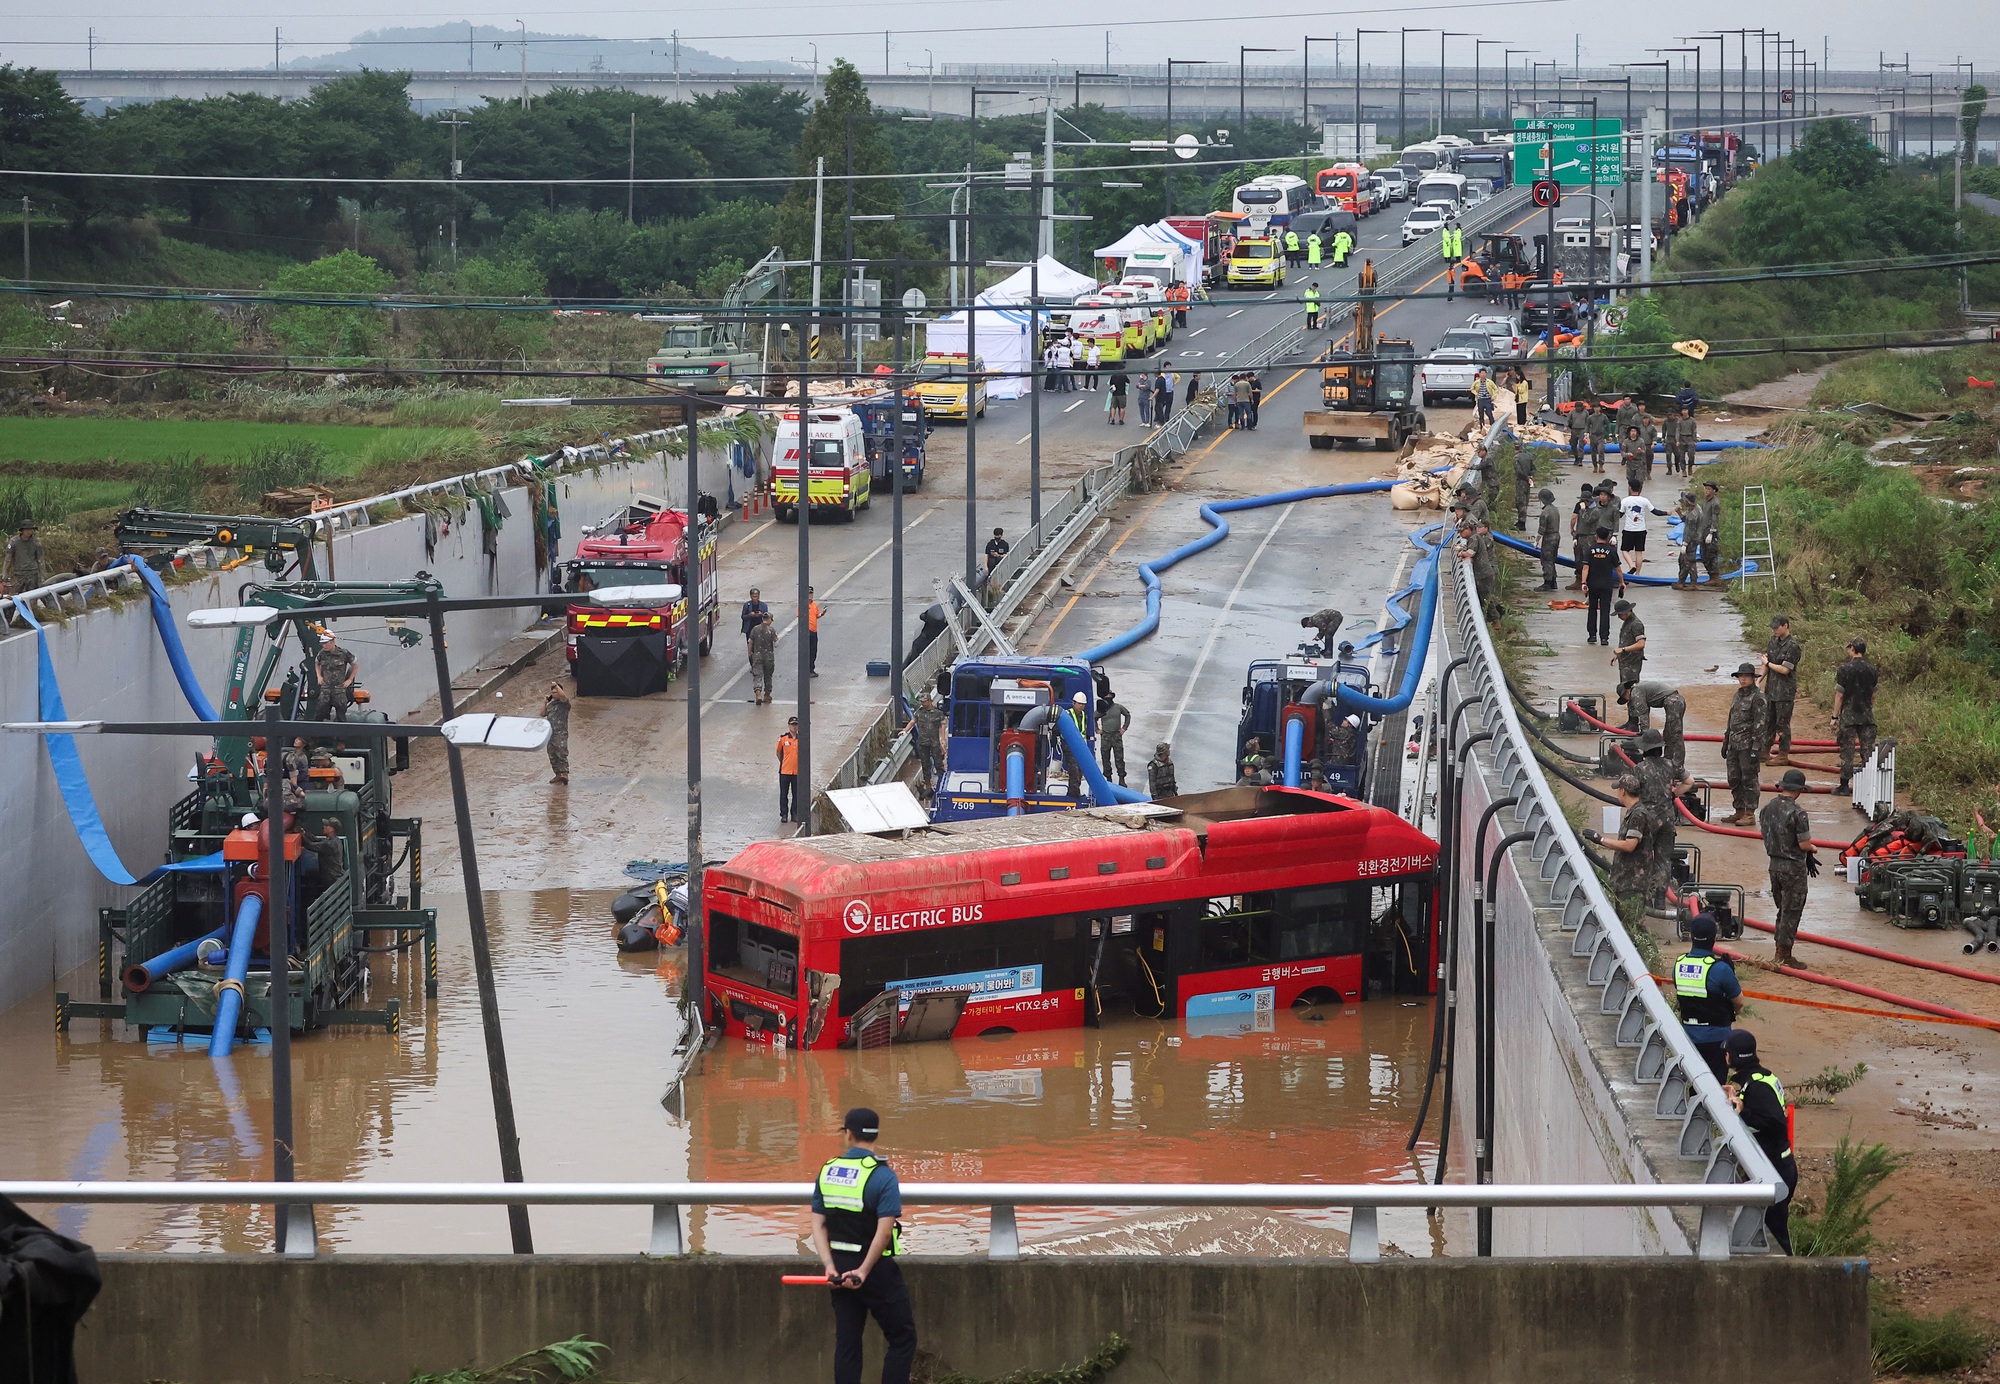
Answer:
(698, 785, 1440, 1050)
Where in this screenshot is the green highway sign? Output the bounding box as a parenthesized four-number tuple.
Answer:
(1512, 118, 1623, 188)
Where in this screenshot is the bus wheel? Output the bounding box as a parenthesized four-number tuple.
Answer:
(1294, 986, 1341, 1009)
(976, 1026, 1018, 1039)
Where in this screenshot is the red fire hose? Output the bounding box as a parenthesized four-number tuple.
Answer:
(1564, 699, 1838, 749)
(1734, 917, 2000, 988)
(1598, 740, 1852, 850)
(1716, 945, 2000, 1030)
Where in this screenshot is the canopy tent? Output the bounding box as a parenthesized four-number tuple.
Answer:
(980, 255, 1100, 305)
(921, 305, 1034, 400)
(1093, 221, 1204, 287)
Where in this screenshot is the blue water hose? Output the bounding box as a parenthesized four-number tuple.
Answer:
(1005, 744, 1028, 816)
(208, 892, 264, 1058)
(1518, 438, 1768, 457)
(123, 919, 232, 992)
(124, 557, 220, 722)
(1490, 530, 1759, 586)
(1051, 707, 1148, 805)
(1281, 717, 1306, 789)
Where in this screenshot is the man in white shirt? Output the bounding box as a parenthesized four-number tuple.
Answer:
(1054, 338, 1074, 392)
(1619, 481, 1667, 575)
(1083, 340, 1102, 389)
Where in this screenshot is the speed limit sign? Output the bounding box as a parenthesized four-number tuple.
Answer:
(1530, 179, 1561, 208)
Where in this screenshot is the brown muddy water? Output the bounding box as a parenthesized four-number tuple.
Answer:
(3, 889, 1447, 1257)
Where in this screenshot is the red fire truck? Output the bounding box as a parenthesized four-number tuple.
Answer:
(559, 496, 719, 696)
(1164, 211, 1249, 288)
(698, 785, 1439, 1050)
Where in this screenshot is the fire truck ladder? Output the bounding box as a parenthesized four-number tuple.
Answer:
(1737, 484, 1776, 594)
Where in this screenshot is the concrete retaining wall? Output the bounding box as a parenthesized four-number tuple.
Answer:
(0, 443, 739, 1015)
(78, 1254, 1872, 1384)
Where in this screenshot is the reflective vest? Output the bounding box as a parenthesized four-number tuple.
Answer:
(1673, 951, 1734, 1028)
(1284, 230, 1301, 252)
(1065, 706, 1091, 744)
(1333, 232, 1353, 259)
(817, 1154, 901, 1256)
(1306, 235, 1322, 264)
(1441, 227, 1463, 259)
(1303, 288, 1322, 312)
(1745, 1070, 1792, 1158)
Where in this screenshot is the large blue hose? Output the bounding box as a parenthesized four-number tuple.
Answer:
(208, 892, 264, 1058)
(1005, 745, 1027, 816)
(1491, 530, 1760, 586)
(124, 557, 220, 722)
(1052, 708, 1148, 805)
(124, 920, 231, 992)
(1519, 438, 1767, 458)
(1281, 717, 1306, 789)
(1331, 525, 1448, 718)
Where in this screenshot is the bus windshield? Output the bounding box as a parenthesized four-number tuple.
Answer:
(1236, 189, 1281, 205)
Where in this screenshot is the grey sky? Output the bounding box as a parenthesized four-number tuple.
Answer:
(1, 0, 1992, 83)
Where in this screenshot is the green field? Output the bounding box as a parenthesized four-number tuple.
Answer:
(0, 417, 481, 474)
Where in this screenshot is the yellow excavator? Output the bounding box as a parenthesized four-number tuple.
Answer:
(1302, 260, 1425, 451)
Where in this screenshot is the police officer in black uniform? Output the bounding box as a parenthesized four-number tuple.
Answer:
(1724, 1030, 1799, 1255)
(812, 1108, 918, 1384)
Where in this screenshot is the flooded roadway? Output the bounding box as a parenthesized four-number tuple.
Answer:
(7, 888, 1447, 1258)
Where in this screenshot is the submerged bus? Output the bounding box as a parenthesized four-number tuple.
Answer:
(698, 786, 1440, 1050)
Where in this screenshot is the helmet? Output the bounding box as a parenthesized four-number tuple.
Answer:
(1072, 692, 1086, 704)
(1538, 488, 1555, 503)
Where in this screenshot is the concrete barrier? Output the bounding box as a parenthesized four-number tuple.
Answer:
(78, 1254, 1871, 1383)
(0, 442, 739, 1014)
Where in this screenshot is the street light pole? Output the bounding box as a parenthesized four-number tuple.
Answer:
(1399, 29, 1434, 148)
(1475, 40, 1503, 126)
(680, 403, 704, 1013)
(1241, 46, 1281, 165)
(1164, 60, 1215, 216)
(1504, 49, 1534, 124)
(794, 319, 813, 830)
(1301, 37, 1337, 177)
(1355, 31, 1387, 166)
(1440, 33, 1472, 139)
(967, 87, 1019, 587)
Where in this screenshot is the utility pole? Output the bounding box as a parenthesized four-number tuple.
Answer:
(441, 114, 468, 267)
(811, 156, 825, 346)
(673, 30, 681, 103)
(518, 21, 529, 110)
(20, 197, 29, 287)
(87, 27, 94, 72)
(1042, 98, 1057, 258)
(274, 27, 281, 75)
(627, 112, 637, 223)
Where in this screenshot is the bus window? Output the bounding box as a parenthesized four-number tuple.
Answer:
(837, 918, 1088, 1017)
(1259, 883, 1363, 960)
(711, 912, 800, 998)
(1197, 896, 1259, 968)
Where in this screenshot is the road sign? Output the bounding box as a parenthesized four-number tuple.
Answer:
(1780, 88, 1794, 105)
(1530, 179, 1561, 208)
(1173, 133, 1201, 160)
(1512, 117, 1623, 188)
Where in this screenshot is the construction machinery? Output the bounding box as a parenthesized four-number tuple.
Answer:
(1303, 261, 1425, 451)
(853, 395, 929, 494)
(1240, 652, 1375, 797)
(644, 246, 785, 395)
(559, 496, 719, 697)
(56, 570, 444, 1043)
(116, 509, 326, 579)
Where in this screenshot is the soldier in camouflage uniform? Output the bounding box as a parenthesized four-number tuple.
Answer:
(1301, 607, 1345, 658)
(1584, 774, 1663, 923)
(1675, 491, 1706, 589)
(1567, 404, 1590, 467)
(1584, 400, 1611, 474)
(1512, 445, 1537, 529)
(905, 690, 945, 790)
(1535, 488, 1561, 591)
(1632, 729, 1685, 905)
(1608, 599, 1646, 698)
(1832, 638, 1879, 793)
(1097, 688, 1133, 786)
(540, 681, 571, 785)
(1469, 521, 1500, 616)
(1758, 767, 1818, 968)
(1146, 742, 1179, 798)
(1698, 482, 1723, 584)
(1761, 615, 1802, 763)
(310, 634, 358, 722)
(1722, 662, 1768, 825)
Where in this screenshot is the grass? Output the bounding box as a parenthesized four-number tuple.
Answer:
(1809, 344, 2000, 414)
(1872, 1304, 1991, 1376)
(406, 1335, 607, 1384)
(0, 417, 480, 473)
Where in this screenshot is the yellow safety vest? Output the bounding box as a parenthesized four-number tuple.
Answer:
(817, 1154, 901, 1256)
(1746, 1070, 1791, 1158)
(1672, 953, 1715, 997)
(1285, 231, 1300, 252)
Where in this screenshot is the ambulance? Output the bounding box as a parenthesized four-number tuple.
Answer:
(772, 407, 871, 522)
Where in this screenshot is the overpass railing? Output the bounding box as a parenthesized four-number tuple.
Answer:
(0, 1178, 1777, 1262)
(1441, 554, 1786, 1256)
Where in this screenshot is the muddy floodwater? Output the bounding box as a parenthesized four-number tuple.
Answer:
(4, 888, 1447, 1257)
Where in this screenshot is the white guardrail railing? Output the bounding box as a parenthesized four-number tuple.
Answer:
(0, 1177, 1779, 1261)
(1441, 554, 1786, 1258)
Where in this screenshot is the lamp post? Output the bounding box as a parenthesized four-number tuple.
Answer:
(1623, 60, 1670, 269)
(1241, 46, 1282, 168)
(1354, 30, 1388, 167)
(1165, 59, 1217, 216)
(1654, 47, 1701, 145)
(1503, 49, 1534, 123)
(1439, 33, 1472, 139)
(1474, 40, 1504, 125)
(1581, 76, 1635, 257)
(1301, 36, 1339, 179)
(1531, 60, 1558, 113)
(968, 87, 1020, 587)
(1398, 29, 1433, 148)
(1682, 35, 1727, 163)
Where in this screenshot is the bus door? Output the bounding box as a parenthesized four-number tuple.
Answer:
(1085, 907, 1180, 1023)
(705, 896, 804, 1047)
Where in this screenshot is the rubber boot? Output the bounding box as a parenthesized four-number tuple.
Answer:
(1836, 776, 1852, 795)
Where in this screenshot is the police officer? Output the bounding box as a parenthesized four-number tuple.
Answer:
(1582, 773, 1660, 922)
(1832, 637, 1878, 794)
(1332, 227, 1354, 266)
(1722, 662, 1768, 826)
(1097, 687, 1132, 786)
(1440, 218, 1464, 299)
(1534, 487, 1561, 591)
(1759, 767, 1818, 969)
(1761, 615, 1801, 763)
(311, 632, 358, 722)
(1304, 281, 1322, 331)
(1723, 1030, 1799, 1254)
(1306, 230, 1323, 267)
(1283, 226, 1302, 267)
(1301, 607, 1344, 658)
(1673, 913, 1743, 1080)
(812, 1108, 918, 1384)
(540, 680, 571, 786)
(1147, 741, 1179, 797)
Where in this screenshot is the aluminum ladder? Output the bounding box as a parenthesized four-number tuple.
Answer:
(1738, 485, 1776, 592)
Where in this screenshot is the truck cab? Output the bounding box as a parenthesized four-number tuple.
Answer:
(562, 495, 719, 694)
(773, 408, 871, 522)
(645, 316, 760, 395)
(931, 656, 1100, 822)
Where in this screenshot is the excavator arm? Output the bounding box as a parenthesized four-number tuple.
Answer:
(115, 509, 323, 580)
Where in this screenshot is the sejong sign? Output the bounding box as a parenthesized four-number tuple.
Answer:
(1511, 117, 1623, 188)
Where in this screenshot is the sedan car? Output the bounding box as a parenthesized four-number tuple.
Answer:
(1376, 167, 1410, 201)
(1420, 348, 1484, 407)
(1463, 312, 1522, 362)
(1402, 205, 1446, 245)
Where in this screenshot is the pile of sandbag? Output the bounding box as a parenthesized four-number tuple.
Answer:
(1513, 420, 1570, 447)
(1387, 435, 1479, 510)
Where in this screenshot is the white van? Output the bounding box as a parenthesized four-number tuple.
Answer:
(1413, 173, 1469, 211)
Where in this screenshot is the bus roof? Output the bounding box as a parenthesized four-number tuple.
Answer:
(707, 787, 1439, 924)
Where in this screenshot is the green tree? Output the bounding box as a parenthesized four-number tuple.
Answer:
(266, 250, 395, 359)
(0, 65, 89, 221)
(416, 254, 550, 365)
(1790, 118, 1886, 191)
(1964, 86, 1989, 157)
(1590, 295, 1685, 397)
(775, 61, 917, 292)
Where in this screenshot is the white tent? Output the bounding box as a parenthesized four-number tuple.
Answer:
(1092, 221, 1204, 288)
(980, 255, 1100, 305)
(921, 305, 1034, 400)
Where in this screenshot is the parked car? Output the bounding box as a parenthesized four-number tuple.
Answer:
(1436, 327, 1497, 360)
(1401, 204, 1446, 246)
(1464, 182, 1492, 207)
(1420, 348, 1484, 407)
(1376, 167, 1410, 202)
(1463, 311, 1523, 362)
(1520, 286, 1581, 334)
(1365, 174, 1390, 211)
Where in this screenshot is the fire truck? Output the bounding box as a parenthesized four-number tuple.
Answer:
(560, 496, 719, 697)
(1164, 212, 1249, 288)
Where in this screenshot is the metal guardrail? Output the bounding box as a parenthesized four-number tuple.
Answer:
(0, 1178, 1779, 1262)
(1439, 555, 1785, 1258)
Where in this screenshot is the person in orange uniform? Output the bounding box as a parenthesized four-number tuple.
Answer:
(777, 717, 802, 824)
(806, 586, 824, 678)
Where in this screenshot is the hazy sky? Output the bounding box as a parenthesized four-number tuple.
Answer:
(2, 0, 1992, 83)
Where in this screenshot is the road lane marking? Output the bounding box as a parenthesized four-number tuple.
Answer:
(735, 519, 776, 547)
(1188, 327, 1207, 337)
(1226, 309, 1245, 319)
(1015, 433, 1032, 445)
(1164, 506, 1292, 745)
(1063, 397, 1090, 413)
